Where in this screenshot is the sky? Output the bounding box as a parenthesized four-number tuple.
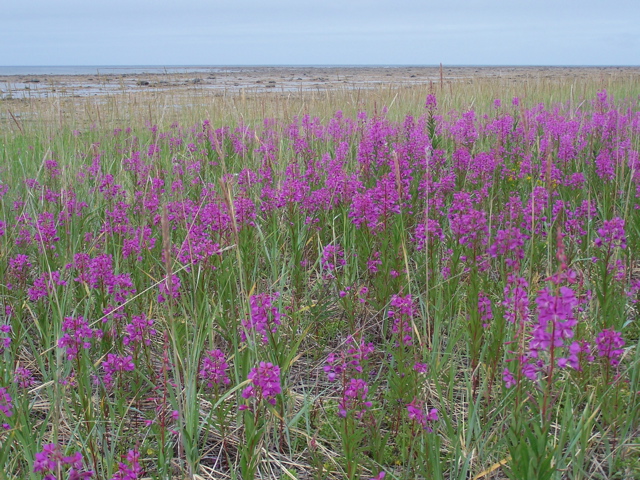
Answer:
(1, 0, 639, 66)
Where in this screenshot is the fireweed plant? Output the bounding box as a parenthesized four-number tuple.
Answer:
(0, 87, 638, 479)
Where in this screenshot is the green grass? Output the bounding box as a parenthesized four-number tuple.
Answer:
(0, 70, 638, 479)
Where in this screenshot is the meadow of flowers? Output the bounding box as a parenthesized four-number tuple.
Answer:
(0, 84, 639, 479)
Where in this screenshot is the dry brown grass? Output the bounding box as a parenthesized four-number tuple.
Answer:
(2, 67, 639, 136)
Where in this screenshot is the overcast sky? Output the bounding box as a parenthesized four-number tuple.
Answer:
(1, 0, 639, 66)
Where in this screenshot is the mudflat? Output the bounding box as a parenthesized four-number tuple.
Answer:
(2, 66, 639, 99)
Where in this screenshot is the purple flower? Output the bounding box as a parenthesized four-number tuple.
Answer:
(595, 149, 615, 181)
(502, 368, 516, 388)
(0, 325, 10, 354)
(367, 251, 382, 274)
(58, 316, 102, 361)
(34, 444, 94, 479)
(413, 219, 445, 250)
(14, 367, 37, 389)
(406, 398, 438, 431)
(596, 329, 625, 366)
(521, 358, 539, 381)
(28, 270, 67, 302)
(241, 362, 281, 407)
(413, 362, 428, 374)
(110, 449, 142, 480)
(234, 196, 257, 227)
(240, 293, 282, 344)
(0, 387, 13, 426)
(425, 94, 438, 111)
(478, 292, 493, 327)
(502, 275, 530, 324)
(489, 227, 528, 266)
(102, 354, 135, 389)
(324, 336, 375, 382)
(34, 212, 60, 251)
(123, 314, 156, 347)
(594, 217, 626, 250)
(7, 254, 32, 288)
(448, 192, 488, 248)
(122, 225, 156, 261)
(199, 349, 230, 388)
(157, 274, 181, 303)
(321, 244, 346, 272)
(530, 286, 579, 356)
(339, 378, 372, 418)
(71, 254, 136, 303)
(358, 286, 369, 303)
(557, 341, 593, 370)
(388, 294, 414, 346)
(348, 175, 401, 231)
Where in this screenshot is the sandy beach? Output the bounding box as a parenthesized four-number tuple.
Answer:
(2, 66, 639, 100)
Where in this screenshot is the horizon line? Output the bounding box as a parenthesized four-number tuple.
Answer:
(2, 64, 639, 68)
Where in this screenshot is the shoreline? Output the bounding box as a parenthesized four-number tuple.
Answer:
(2, 66, 639, 100)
